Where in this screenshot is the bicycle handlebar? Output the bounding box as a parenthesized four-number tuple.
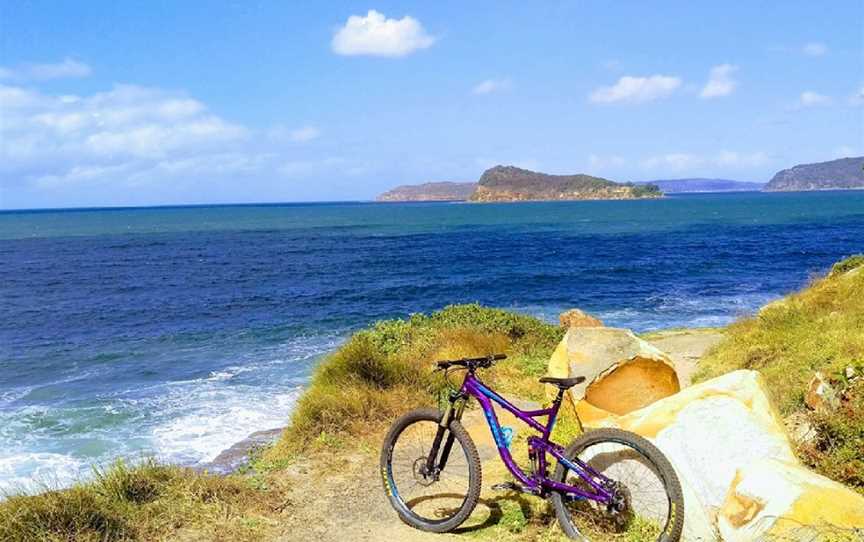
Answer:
(435, 354, 507, 370)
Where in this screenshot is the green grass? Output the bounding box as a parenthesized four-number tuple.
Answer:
(266, 304, 563, 460)
(0, 459, 282, 542)
(695, 255, 864, 493)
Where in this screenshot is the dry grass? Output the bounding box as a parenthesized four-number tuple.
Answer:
(0, 460, 285, 542)
(695, 255, 864, 493)
(265, 304, 562, 461)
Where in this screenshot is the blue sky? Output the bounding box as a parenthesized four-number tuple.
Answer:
(1, 1, 862, 208)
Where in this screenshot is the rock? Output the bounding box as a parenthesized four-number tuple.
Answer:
(784, 411, 818, 446)
(196, 427, 284, 474)
(804, 371, 839, 411)
(718, 458, 864, 541)
(589, 370, 796, 541)
(547, 327, 680, 418)
(558, 308, 604, 328)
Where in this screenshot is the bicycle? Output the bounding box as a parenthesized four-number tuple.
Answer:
(380, 354, 684, 541)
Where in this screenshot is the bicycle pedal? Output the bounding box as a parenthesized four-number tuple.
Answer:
(491, 482, 533, 494)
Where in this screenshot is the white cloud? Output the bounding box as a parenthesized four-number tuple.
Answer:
(714, 150, 769, 167)
(799, 91, 832, 107)
(588, 154, 626, 170)
(589, 75, 681, 104)
(0, 83, 250, 188)
(1, 82, 352, 206)
(641, 153, 704, 171)
(802, 42, 828, 57)
(642, 150, 769, 171)
(472, 78, 511, 95)
(331, 10, 435, 57)
(289, 126, 322, 142)
(700, 64, 738, 98)
(0, 58, 92, 81)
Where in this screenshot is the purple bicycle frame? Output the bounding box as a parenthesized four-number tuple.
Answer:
(460, 372, 614, 503)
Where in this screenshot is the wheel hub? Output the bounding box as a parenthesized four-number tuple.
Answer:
(412, 457, 437, 486)
(606, 481, 630, 514)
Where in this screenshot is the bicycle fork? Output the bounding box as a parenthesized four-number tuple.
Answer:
(423, 391, 466, 478)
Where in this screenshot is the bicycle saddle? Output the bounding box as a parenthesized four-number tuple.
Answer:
(538, 376, 586, 389)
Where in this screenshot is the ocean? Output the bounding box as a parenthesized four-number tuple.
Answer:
(1, 191, 863, 492)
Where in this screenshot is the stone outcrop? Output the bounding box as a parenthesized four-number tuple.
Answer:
(718, 458, 864, 541)
(558, 308, 603, 328)
(546, 328, 864, 541)
(804, 371, 839, 411)
(589, 370, 798, 540)
(546, 327, 680, 418)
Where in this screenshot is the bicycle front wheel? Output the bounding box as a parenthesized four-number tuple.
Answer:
(551, 428, 684, 542)
(380, 408, 481, 533)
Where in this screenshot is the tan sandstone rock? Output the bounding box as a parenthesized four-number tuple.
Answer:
(804, 371, 839, 411)
(558, 308, 604, 328)
(546, 327, 680, 419)
(586, 370, 797, 541)
(718, 458, 864, 542)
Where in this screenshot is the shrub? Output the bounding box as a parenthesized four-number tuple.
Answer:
(0, 460, 275, 542)
(830, 254, 864, 277)
(268, 304, 562, 457)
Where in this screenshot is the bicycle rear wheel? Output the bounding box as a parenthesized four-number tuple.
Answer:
(380, 408, 481, 533)
(551, 428, 684, 542)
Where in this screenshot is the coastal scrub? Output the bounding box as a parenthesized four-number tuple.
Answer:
(695, 255, 864, 493)
(266, 304, 563, 459)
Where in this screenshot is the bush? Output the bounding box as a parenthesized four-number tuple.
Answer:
(830, 254, 864, 277)
(798, 380, 864, 492)
(0, 460, 274, 542)
(269, 304, 562, 457)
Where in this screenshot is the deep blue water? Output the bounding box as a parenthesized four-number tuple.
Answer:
(1, 192, 863, 491)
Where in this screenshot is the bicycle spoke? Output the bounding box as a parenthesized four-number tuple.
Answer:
(387, 418, 472, 523)
(561, 439, 670, 539)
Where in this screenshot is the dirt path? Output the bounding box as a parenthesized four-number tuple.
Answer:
(272, 402, 539, 542)
(643, 328, 724, 387)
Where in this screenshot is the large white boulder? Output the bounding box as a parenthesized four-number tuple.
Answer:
(591, 370, 796, 541)
(718, 458, 864, 541)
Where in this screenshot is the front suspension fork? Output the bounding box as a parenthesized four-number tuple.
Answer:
(424, 391, 466, 476)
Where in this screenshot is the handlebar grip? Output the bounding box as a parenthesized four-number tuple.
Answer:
(434, 354, 506, 369)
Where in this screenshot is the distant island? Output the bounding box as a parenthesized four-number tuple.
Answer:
(637, 178, 765, 193)
(376, 181, 476, 202)
(376, 166, 661, 202)
(764, 156, 864, 191)
(470, 166, 661, 201)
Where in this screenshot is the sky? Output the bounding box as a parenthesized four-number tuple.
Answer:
(1, 1, 863, 209)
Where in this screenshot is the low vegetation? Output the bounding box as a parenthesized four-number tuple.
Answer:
(0, 460, 285, 542)
(695, 255, 864, 493)
(266, 304, 563, 460)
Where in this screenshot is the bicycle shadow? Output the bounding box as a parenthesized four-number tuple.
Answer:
(452, 492, 539, 534)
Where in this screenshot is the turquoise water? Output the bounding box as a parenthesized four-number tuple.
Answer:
(1, 191, 863, 491)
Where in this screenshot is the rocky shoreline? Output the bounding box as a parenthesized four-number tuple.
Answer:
(197, 427, 284, 475)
